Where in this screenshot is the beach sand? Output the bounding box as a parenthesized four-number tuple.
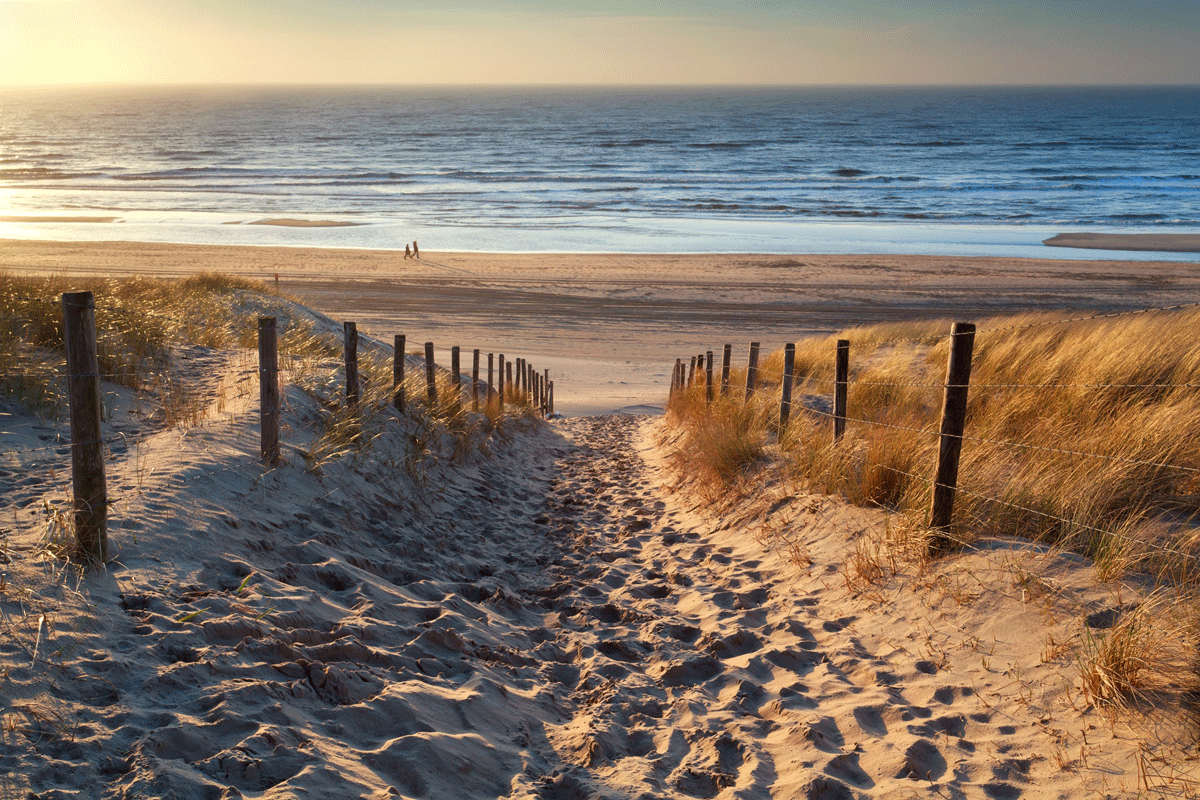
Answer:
(5, 239, 1199, 414)
(2, 241, 1197, 797)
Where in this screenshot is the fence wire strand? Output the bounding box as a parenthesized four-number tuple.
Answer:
(820, 436, 1197, 564)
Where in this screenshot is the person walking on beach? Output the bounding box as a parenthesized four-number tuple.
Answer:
(412, 240, 420, 258)
(404, 243, 412, 259)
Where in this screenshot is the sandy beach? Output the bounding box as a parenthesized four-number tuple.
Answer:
(4, 239, 1200, 797)
(6, 238, 1199, 415)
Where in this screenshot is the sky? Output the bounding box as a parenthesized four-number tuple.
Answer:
(0, 0, 1197, 86)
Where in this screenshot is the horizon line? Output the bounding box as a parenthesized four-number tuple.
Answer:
(2, 81, 1199, 91)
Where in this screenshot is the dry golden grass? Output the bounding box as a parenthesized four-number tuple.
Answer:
(665, 305, 1200, 711)
(665, 380, 772, 508)
(2, 270, 542, 482)
(1075, 592, 1195, 713)
(1, 271, 274, 415)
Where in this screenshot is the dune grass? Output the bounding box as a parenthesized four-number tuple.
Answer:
(665, 306, 1200, 711)
(1, 272, 277, 415)
(1, 271, 542, 476)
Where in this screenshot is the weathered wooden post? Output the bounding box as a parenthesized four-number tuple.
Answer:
(472, 349, 481, 412)
(62, 291, 107, 564)
(687, 356, 696, 387)
(780, 342, 795, 430)
(393, 334, 406, 414)
(506, 361, 514, 401)
(258, 317, 280, 466)
(451, 346, 462, 413)
(929, 322, 976, 551)
(424, 341, 437, 406)
(834, 339, 849, 442)
(745, 341, 760, 401)
(498, 354, 506, 410)
(705, 351, 714, 404)
(544, 369, 550, 416)
(549, 381, 554, 416)
(721, 344, 732, 396)
(517, 358, 525, 400)
(344, 322, 359, 412)
(488, 353, 495, 405)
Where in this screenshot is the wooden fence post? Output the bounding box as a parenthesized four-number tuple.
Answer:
(506, 361, 513, 401)
(721, 344, 732, 395)
(498, 354, 505, 410)
(344, 322, 359, 412)
(834, 339, 849, 442)
(472, 349, 481, 412)
(706, 351, 714, 404)
(543, 369, 550, 416)
(929, 322, 976, 550)
(424, 341, 437, 406)
(451, 346, 462, 413)
(687, 356, 696, 387)
(258, 317, 280, 466)
(393, 334, 406, 414)
(549, 381, 554, 416)
(780, 342, 795, 429)
(488, 353, 495, 405)
(745, 341, 760, 401)
(62, 291, 107, 564)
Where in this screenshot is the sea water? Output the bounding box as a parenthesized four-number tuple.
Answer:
(1, 85, 1198, 259)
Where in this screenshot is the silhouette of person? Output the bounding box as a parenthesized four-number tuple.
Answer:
(404, 243, 411, 259)
(412, 240, 420, 258)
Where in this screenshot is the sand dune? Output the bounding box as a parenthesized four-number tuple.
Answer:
(1, 307, 1187, 796)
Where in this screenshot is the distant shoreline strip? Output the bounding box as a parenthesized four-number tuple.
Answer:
(244, 218, 362, 228)
(1044, 233, 1200, 254)
(0, 216, 364, 228)
(0, 215, 119, 224)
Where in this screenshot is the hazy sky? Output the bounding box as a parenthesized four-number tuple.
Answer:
(1, 0, 1197, 86)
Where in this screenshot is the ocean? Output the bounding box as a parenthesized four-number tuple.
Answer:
(1, 85, 1198, 259)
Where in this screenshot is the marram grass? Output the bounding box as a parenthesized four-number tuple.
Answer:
(665, 306, 1200, 710)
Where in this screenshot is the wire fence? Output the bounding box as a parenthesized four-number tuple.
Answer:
(666, 298, 1200, 575)
(1, 289, 555, 564)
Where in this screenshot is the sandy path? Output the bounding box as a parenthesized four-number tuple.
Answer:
(4, 407, 1075, 799)
(523, 416, 1071, 799)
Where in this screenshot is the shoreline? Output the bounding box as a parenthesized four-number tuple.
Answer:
(3, 217, 1200, 262)
(6, 238, 1200, 415)
(1044, 232, 1200, 253)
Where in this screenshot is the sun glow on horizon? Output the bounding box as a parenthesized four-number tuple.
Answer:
(1, 0, 1197, 88)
